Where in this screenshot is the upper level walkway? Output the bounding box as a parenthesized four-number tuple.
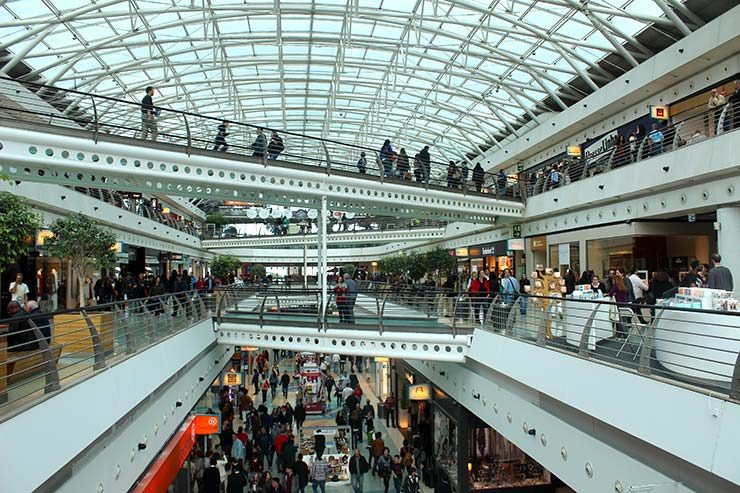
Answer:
(0, 77, 523, 223)
(0, 291, 229, 493)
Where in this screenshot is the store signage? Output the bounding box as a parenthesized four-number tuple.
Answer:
(507, 239, 524, 251)
(516, 162, 524, 172)
(468, 247, 482, 257)
(583, 130, 618, 163)
(455, 247, 469, 257)
(650, 105, 669, 120)
(224, 371, 241, 386)
(478, 241, 508, 257)
(565, 145, 582, 157)
(171, 253, 184, 261)
(512, 224, 522, 239)
(194, 414, 221, 435)
(409, 383, 431, 401)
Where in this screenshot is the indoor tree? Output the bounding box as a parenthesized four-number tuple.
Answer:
(341, 264, 355, 278)
(0, 192, 42, 274)
(45, 213, 117, 308)
(210, 254, 242, 283)
(205, 212, 229, 237)
(250, 263, 267, 282)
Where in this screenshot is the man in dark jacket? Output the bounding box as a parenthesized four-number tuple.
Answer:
(26, 300, 51, 342)
(257, 427, 274, 468)
(417, 146, 431, 183)
(281, 435, 298, 471)
(202, 456, 221, 493)
(349, 448, 370, 493)
(294, 401, 306, 431)
(293, 453, 309, 493)
(6, 301, 37, 352)
(280, 371, 291, 398)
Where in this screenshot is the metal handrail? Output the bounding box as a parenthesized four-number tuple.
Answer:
(519, 99, 740, 199)
(0, 76, 523, 202)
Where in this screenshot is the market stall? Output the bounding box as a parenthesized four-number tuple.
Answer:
(299, 425, 351, 485)
(563, 288, 614, 350)
(301, 362, 326, 414)
(655, 288, 740, 382)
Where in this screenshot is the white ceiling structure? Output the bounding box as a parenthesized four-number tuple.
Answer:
(0, 0, 716, 164)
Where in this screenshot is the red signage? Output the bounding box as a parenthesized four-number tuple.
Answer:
(131, 416, 196, 493)
(194, 414, 221, 435)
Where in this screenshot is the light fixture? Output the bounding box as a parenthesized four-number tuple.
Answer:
(472, 393, 481, 400)
(662, 166, 670, 172)
(175, 400, 183, 407)
(138, 443, 147, 450)
(527, 428, 537, 436)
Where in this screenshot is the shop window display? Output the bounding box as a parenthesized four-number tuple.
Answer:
(468, 428, 551, 490)
(434, 408, 458, 487)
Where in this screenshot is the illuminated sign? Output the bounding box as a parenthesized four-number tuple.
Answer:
(650, 105, 669, 120)
(455, 247, 469, 257)
(194, 414, 221, 435)
(507, 239, 524, 251)
(224, 371, 241, 386)
(467, 247, 482, 257)
(409, 383, 431, 401)
(565, 145, 582, 157)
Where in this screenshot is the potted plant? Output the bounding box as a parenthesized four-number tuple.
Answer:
(45, 213, 117, 354)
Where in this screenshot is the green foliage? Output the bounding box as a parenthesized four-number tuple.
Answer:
(424, 247, 457, 276)
(341, 264, 355, 277)
(378, 247, 456, 279)
(45, 213, 117, 277)
(206, 212, 229, 227)
(251, 263, 266, 280)
(378, 253, 409, 276)
(211, 254, 242, 281)
(407, 252, 428, 281)
(0, 192, 42, 272)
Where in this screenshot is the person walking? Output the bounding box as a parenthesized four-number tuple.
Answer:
(261, 378, 270, 403)
(280, 371, 291, 399)
(344, 273, 358, 323)
(472, 163, 484, 192)
(270, 369, 279, 399)
(140, 86, 158, 141)
(401, 467, 421, 493)
(417, 146, 431, 183)
(294, 453, 309, 493)
(294, 400, 306, 432)
(376, 448, 393, 493)
(708, 253, 734, 291)
(268, 131, 285, 160)
(349, 448, 370, 493)
(391, 455, 404, 493)
(213, 121, 229, 151)
(370, 433, 385, 476)
(252, 128, 266, 157)
(357, 152, 367, 173)
(310, 454, 330, 493)
(383, 392, 396, 428)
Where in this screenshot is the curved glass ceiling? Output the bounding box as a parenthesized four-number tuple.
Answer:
(0, 0, 709, 161)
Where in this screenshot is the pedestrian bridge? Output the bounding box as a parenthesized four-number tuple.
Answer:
(0, 77, 523, 223)
(214, 288, 474, 362)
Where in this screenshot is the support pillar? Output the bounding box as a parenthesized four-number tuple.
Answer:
(303, 240, 308, 290)
(319, 196, 328, 322)
(716, 207, 740, 284)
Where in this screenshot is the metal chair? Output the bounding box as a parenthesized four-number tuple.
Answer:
(616, 306, 647, 359)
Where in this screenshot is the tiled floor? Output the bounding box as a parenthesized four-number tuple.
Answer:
(231, 356, 431, 493)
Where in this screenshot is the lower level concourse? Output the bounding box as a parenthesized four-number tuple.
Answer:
(154, 350, 573, 493)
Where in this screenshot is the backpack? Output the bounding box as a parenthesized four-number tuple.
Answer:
(402, 449, 413, 467)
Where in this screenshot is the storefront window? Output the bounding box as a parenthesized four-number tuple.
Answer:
(587, 237, 634, 278)
(469, 428, 552, 490)
(435, 408, 458, 487)
(548, 242, 580, 274)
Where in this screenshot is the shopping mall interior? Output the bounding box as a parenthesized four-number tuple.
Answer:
(1, 1, 739, 492)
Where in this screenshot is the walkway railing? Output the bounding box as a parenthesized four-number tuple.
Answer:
(214, 286, 475, 338)
(356, 282, 740, 400)
(0, 76, 523, 202)
(0, 290, 212, 414)
(519, 99, 740, 198)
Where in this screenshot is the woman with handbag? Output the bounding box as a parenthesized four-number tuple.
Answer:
(608, 270, 629, 339)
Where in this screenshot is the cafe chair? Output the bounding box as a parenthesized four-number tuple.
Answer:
(616, 307, 647, 360)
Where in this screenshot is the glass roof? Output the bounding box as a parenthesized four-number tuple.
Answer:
(0, 0, 708, 161)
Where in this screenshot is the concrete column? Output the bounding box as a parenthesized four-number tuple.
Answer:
(319, 196, 328, 321)
(716, 207, 740, 284)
